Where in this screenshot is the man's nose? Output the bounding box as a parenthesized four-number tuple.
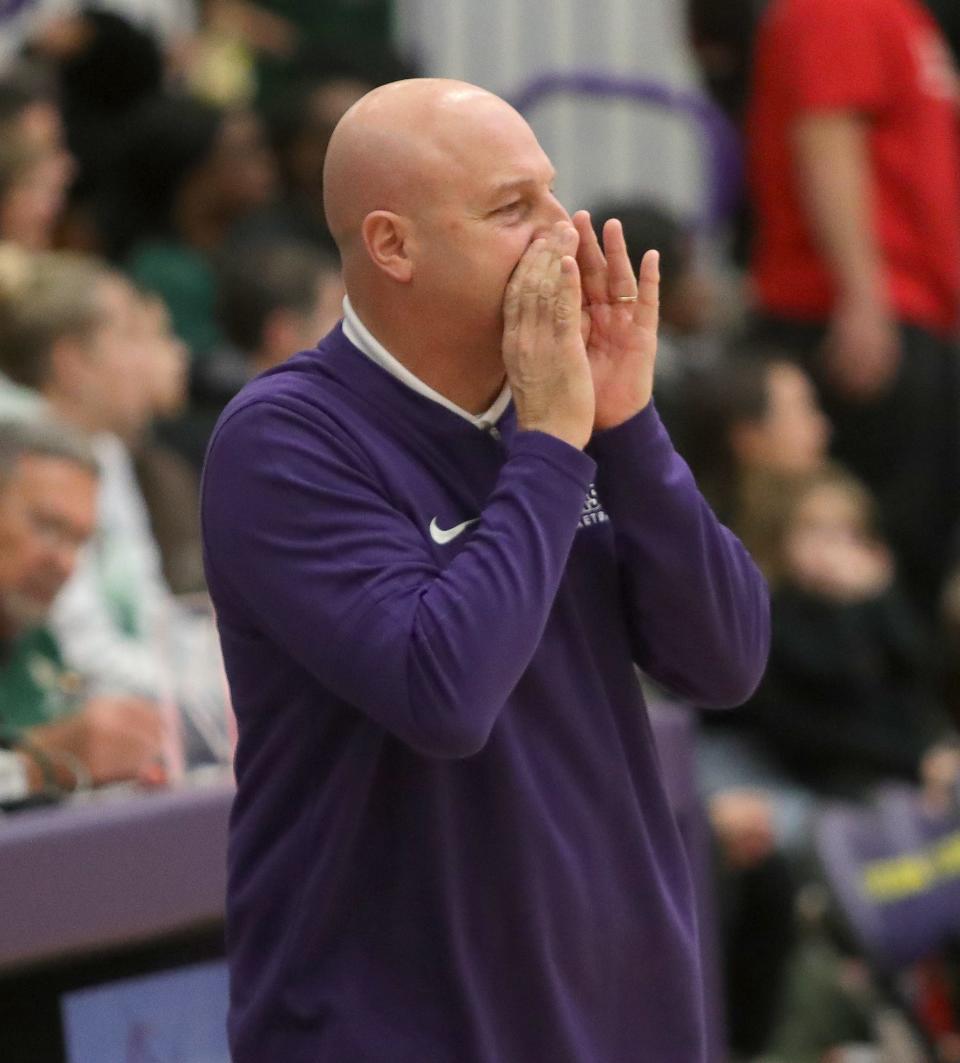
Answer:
(532, 194, 571, 239)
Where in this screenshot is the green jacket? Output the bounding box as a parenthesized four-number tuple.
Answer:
(0, 627, 80, 737)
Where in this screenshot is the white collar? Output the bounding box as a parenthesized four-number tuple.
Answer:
(341, 295, 512, 430)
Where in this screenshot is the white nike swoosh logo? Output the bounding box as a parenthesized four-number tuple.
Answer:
(429, 516, 480, 545)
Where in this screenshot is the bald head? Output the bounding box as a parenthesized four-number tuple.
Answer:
(321, 77, 568, 408)
(323, 79, 533, 255)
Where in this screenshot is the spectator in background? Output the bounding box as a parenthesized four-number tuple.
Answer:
(218, 238, 343, 378)
(261, 72, 372, 245)
(0, 125, 70, 251)
(0, 246, 149, 433)
(241, 45, 418, 248)
(110, 94, 277, 361)
(707, 460, 959, 1060)
(684, 352, 957, 844)
(682, 354, 828, 844)
(0, 62, 72, 251)
(0, 246, 229, 766)
(680, 353, 830, 527)
(129, 294, 206, 595)
(703, 463, 959, 858)
(738, 465, 957, 805)
(169, 238, 343, 470)
(674, 352, 829, 1057)
(0, 417, 167, 805)
(747, 0, 960, 616)
(681, 355, 957, 1055)
(0, 61, 71, 171)
(0, 242, 73, 419)
(34, 9, 166, 255)
(136, 295, 190, 427)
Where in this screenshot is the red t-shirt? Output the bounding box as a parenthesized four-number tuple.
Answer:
(748, 0, 960, 335)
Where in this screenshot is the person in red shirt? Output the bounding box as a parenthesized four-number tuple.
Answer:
(747, 0, 960, 613)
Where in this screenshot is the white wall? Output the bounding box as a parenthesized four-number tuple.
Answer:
(393, 0, 708, 221)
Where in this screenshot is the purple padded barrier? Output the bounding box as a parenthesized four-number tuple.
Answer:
(512, 71, 744, 230)
(816, 785, 960, 972)
(0, 778, 233, 971)
(0, 713, 723, 1056)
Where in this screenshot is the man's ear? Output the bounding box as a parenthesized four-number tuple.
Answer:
(361, 211, 414, 283)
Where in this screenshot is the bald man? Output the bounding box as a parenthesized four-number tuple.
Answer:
(201, 79, 769, 1063)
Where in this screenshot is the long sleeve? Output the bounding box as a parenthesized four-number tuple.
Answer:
(201, 400, 597, 759)
(588, 403, 770, 707)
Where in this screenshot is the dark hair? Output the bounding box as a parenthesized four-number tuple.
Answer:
(0, 62, 58, 127)
(589, 200, 692, 304)
(687, 0, 760, 120)
(678, 354, 775, 520)
(217, 240, 339, 353)
(59, 11, 163, 113)
(266, 44, 420, 165)
(108, 94, 224, 256)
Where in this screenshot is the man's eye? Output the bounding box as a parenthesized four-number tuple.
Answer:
(497, 201, 523, 214)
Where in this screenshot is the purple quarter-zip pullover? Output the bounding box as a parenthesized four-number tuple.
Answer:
(200, 323, 769, 1063)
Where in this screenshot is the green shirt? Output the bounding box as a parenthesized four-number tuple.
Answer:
(127, 241, 222, 360)
(0, 627, 80, 736)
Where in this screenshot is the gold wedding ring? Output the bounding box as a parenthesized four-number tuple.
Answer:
(614, 295, 638, 303)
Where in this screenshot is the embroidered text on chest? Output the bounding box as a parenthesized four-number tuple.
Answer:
(579, 484, 609, 529)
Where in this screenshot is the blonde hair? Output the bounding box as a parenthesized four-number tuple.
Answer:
(0, 126, 46, 197)
(0, 243, 109, 389)
(736, 463, 878, 588)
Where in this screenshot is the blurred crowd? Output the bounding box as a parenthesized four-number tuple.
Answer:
(687, 2, 960, 1059)
(0, 0, 407, 810)
(1, 0, 960, 1060)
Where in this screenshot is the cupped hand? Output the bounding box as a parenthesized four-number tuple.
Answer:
(502, 221, 595, 449)
(26, 695, 170, 789)
(572, 210, 660, 430)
